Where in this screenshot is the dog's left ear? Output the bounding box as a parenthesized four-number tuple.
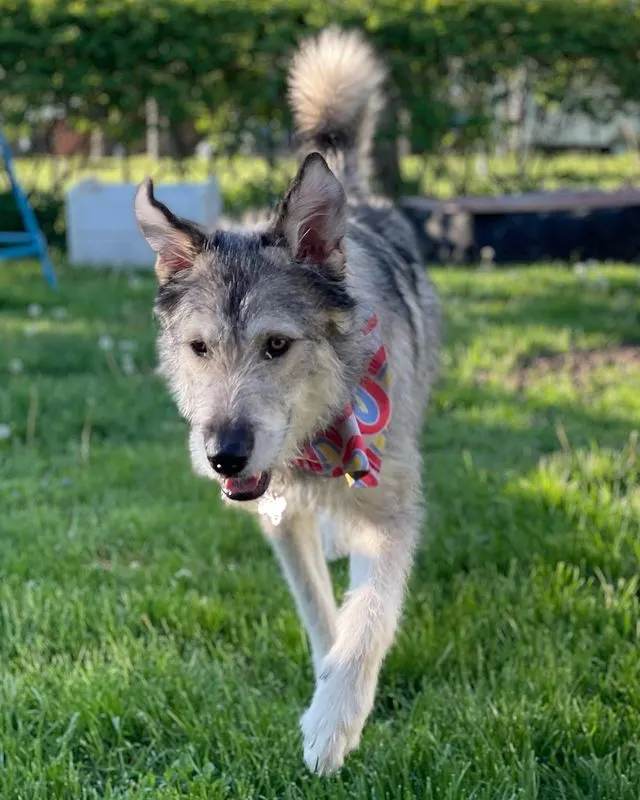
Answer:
(276, 153, 346, 277)
(134, 178, 206, 284)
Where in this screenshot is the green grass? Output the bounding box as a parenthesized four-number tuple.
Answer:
(1, 260, 639, 798)
(7, 151, 640, 213)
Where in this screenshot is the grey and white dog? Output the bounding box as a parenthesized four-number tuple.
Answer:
(134, 27, 440, 775)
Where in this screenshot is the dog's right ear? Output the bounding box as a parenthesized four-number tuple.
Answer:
(134, 178, 206, 284)
(274, 153, 347, 278)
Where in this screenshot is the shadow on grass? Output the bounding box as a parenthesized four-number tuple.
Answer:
(421, 377, 637, 579)
(440, 270, 640, 352)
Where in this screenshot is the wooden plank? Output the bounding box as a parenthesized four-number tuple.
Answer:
(403, 187, 640, 215)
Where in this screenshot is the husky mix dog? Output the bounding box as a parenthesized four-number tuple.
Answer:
(134, 27, 440, 775)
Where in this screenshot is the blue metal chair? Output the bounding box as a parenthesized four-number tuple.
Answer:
(0, 127, 57, 287)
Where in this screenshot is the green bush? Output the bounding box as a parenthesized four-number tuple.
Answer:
(1, 0, 639, 158)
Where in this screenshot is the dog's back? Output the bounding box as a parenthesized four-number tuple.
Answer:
(289, 27, 440, 433)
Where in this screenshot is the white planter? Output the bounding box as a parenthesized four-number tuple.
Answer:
(65, 179, 222, 268)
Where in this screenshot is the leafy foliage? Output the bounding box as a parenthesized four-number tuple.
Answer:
(1, 0, 640, 156)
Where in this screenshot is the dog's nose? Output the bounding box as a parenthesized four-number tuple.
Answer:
(207, 421, 254, 477)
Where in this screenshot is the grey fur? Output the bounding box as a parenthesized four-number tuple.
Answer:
(135, 27, 440, 775)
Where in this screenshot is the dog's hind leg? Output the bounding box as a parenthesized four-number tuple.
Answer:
(318, 512, 350, 563)
(300, 496, 420, 775)
(262, 513, 338, 676)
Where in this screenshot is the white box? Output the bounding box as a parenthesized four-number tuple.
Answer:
(65, 179, 222, 268)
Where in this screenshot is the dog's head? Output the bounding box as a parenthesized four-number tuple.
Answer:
(135, 154, 366, 502)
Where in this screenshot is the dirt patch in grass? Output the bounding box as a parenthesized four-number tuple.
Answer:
(509, 345, 640, 390)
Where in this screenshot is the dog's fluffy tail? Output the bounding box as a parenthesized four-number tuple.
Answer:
(288, 27, 385, 196)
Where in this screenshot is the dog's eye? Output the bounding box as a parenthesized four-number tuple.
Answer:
(264, 336, 292, 360)
(190, 340, 208, 357)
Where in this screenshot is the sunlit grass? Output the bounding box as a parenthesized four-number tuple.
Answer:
(6, 151, 640, 214)
(0, 260, 639, 798)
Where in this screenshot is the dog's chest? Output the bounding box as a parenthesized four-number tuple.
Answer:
(262, 469, 380, 524)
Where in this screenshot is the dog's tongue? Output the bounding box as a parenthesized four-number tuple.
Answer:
(224, 475, 262, 494)
(222, 471, 271, 502)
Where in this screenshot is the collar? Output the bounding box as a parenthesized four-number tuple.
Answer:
(292, 312, 391, 488)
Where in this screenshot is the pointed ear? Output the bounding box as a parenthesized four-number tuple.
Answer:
(134, 178, 206, 284)
(275, 153, 347, 276)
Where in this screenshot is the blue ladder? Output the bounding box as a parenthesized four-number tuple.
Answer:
(0, 127, 57, 287)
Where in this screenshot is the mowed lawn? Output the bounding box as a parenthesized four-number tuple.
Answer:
(10, 151, 640, 212)
(1, 260, 639, 799)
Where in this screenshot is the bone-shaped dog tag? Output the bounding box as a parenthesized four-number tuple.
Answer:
(257, 492, 287, 526)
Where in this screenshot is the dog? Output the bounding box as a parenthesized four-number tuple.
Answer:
(134, 27, 440, 775)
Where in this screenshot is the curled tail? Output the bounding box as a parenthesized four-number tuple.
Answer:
(288, 27, 385, 197)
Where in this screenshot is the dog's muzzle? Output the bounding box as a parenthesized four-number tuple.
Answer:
(205, 420, 271, 500)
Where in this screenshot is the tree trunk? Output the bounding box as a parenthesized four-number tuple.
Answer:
(145, 97, 160, 159)
(372, 85, 404, 198)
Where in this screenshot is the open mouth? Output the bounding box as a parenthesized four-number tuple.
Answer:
(222, 470, 271, 502)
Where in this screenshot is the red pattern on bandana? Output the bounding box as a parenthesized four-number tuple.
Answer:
(292, 313, 391, 488)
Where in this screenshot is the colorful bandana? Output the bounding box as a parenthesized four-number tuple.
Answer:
(292, 313, 391, 488)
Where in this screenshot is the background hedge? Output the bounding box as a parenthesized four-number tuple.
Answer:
(2, 0, 640, 158)
(1, 0, 640, 248)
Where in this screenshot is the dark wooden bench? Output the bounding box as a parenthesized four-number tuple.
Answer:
(400, 188, 640, 264)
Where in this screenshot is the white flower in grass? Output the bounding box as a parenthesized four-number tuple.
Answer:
(121, 353, 135, 375)
(24, 325, 37, 337)
(0, 423, 12, 440)
(52, 307, 68, 320)
(479, 246, 495, 271)
(98, 335, 114, 351)
(174, 567, 192, 580)
(8, 358, 23, 374)
(27, 303, 42, 318)
(573, 262, 587, 278)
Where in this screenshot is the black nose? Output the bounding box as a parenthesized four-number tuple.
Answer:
(207, 421, 254, 477)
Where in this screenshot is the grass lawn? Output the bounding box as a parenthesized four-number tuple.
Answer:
(1, 259, 639, 799)
(8, 151, 640, 213)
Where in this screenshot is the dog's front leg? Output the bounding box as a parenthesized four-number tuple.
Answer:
(300, 505, 418, 775)
(262, 513, 338, 676)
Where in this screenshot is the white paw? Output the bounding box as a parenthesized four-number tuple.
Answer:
(299, 671, 369, 775)
(301, 713, 350, 775)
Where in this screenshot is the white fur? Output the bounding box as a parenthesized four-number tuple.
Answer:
(261, 483, 422, 774)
